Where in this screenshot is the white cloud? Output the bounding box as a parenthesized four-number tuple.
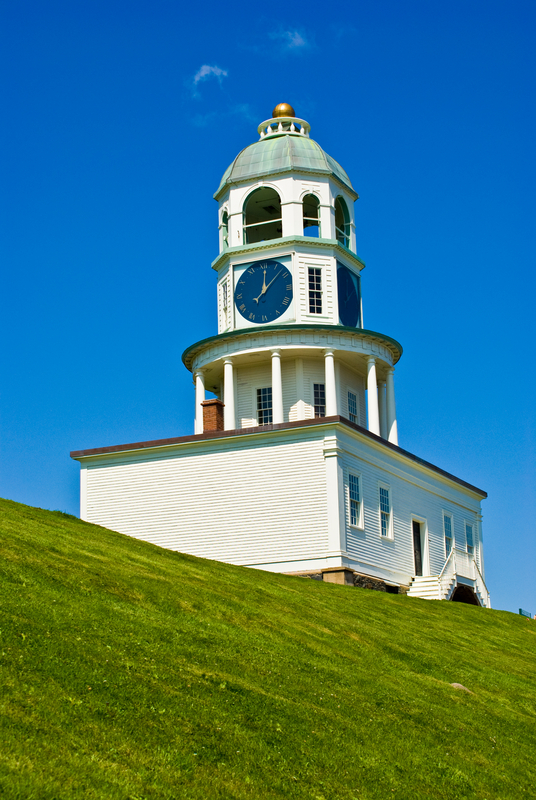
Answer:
(269, 29, 310, 51)
(193, 64, 228, 88)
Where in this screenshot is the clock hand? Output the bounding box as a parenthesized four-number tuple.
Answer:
(253, 268, 268, 304)
(263, 269, 283, 293)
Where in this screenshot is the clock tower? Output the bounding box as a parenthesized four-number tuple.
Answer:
(183, 104, 402, 440)
(72, 103, 489, 606)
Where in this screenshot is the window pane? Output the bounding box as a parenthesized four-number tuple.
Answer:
(257, 387, 273, 425)
(308, 267, 322, 314)
(349, 474, 360, 502)
(348, 391, 357, 423)
(380, 487, 390, 537)
(314, 383, 325, 417)
(465, 523, 474, 554)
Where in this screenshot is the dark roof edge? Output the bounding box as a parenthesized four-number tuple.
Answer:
(70, 415, 487, 498)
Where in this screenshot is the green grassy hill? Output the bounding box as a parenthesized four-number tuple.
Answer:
(1, 498, 535, 800)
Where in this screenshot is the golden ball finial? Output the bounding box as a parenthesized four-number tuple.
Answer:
(272, 102, 296, 118)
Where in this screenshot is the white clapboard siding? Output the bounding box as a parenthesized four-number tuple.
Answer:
(297, 254, 334, 324)
(339, 429, 482, 582)
(338, 363, 366, 426)
(85, 433, 328, 567)
(236, 363, 272, 428)
(303, 357, 326, 418)
(281, 360, 297, 422)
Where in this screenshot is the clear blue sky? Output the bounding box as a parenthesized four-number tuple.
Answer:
(1, 0, 534, 615)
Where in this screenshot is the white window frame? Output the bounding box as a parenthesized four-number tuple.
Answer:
(464, 520, 475, 557)
(347, 390, 358, 424)
(312, 381, 326, 418)
(218, 275, 230, 331)
(442, 511, 454, 558)
(347, 471, 364, 529)
(378, 482, 393, 539)
(308, 266, 323, 314)
(254, 386, 273, 426)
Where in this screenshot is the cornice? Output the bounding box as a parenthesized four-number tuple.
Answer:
(211, 236, 366, 273)
(213, 166, 359, 203)
(181, 323, 403, 371)
(70, 415, 487, 499)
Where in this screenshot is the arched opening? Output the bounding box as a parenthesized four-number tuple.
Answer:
(451, 585, 480, 606)
(220, 209, 229, 250)
(335, 196, 350, 248)
(303, 194, 320, 238)
(243, 188, 282, 245)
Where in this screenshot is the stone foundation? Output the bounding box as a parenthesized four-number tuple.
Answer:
(289, 568, 407, 594)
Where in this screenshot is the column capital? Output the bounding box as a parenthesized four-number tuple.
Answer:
(223, 357, 234, 365)
(386, 365, 395, 375)
(270, 348, 281, 357)
(193, 367, 205, 377)
(366, 355, 376, 365)
(324, 348, 336, 357)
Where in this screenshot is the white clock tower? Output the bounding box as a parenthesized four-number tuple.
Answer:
(183, 103, 402, 443)
(72, 104, 490, 606)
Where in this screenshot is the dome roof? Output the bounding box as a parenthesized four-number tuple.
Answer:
(215, 131, 356, 199)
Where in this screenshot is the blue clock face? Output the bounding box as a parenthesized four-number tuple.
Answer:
(235, 259, 293, 324)
(337, 265, 360, 327)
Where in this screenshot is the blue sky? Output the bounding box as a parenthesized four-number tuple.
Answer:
(1, 0, 535, 614)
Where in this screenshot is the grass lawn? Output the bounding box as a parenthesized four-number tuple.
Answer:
(1, 497, 535, 799)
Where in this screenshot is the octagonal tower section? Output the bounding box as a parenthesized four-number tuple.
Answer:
(183, 106, 403, 442)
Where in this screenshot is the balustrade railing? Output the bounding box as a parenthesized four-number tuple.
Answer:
(257, 117, 311, 139)
(438, 550, 456, 600)
(438, 548, 490, 607)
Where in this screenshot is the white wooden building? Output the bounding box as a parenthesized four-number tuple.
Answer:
(71, 103, 490, 606)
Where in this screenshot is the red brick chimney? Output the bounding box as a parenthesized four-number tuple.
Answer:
(201, 399, 224, 432)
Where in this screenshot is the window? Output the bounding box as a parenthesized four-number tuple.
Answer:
(308, 267, 322, 314)
(314, 383, 325, 417)
(243, 187, 282, 245)
(303, 194, 320, 238)
(379, 486, 391, 537)
(220, 281, 228, 328)
(257, 388, 273, 425)
(349, 473, 361, 527)
(220, 210, 229, 249)
(443, 513, 453, 557)
(348, 391, 358, 424)
(335, 197, 350, 248)
(465, 523, 474, 556)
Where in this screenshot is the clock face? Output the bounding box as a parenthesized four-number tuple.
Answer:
(235, 259, 293, 324)
(337, 265, 360, 327)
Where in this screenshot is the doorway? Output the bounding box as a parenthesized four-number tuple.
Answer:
(412, 520, 423, 576)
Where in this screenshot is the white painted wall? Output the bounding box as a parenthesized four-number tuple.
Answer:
(78, 420, 485, 587)
(82, 429, 329, 569)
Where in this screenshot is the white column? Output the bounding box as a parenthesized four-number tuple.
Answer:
(378, 380, 387, 439)
(223, 358, 235, 430)
(324, 350, 337, 416)
(194, 370, 206, 434)
(366, 356, 380, 435)
(271, 350, 284, 424)
(386, 367, 398, 445)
